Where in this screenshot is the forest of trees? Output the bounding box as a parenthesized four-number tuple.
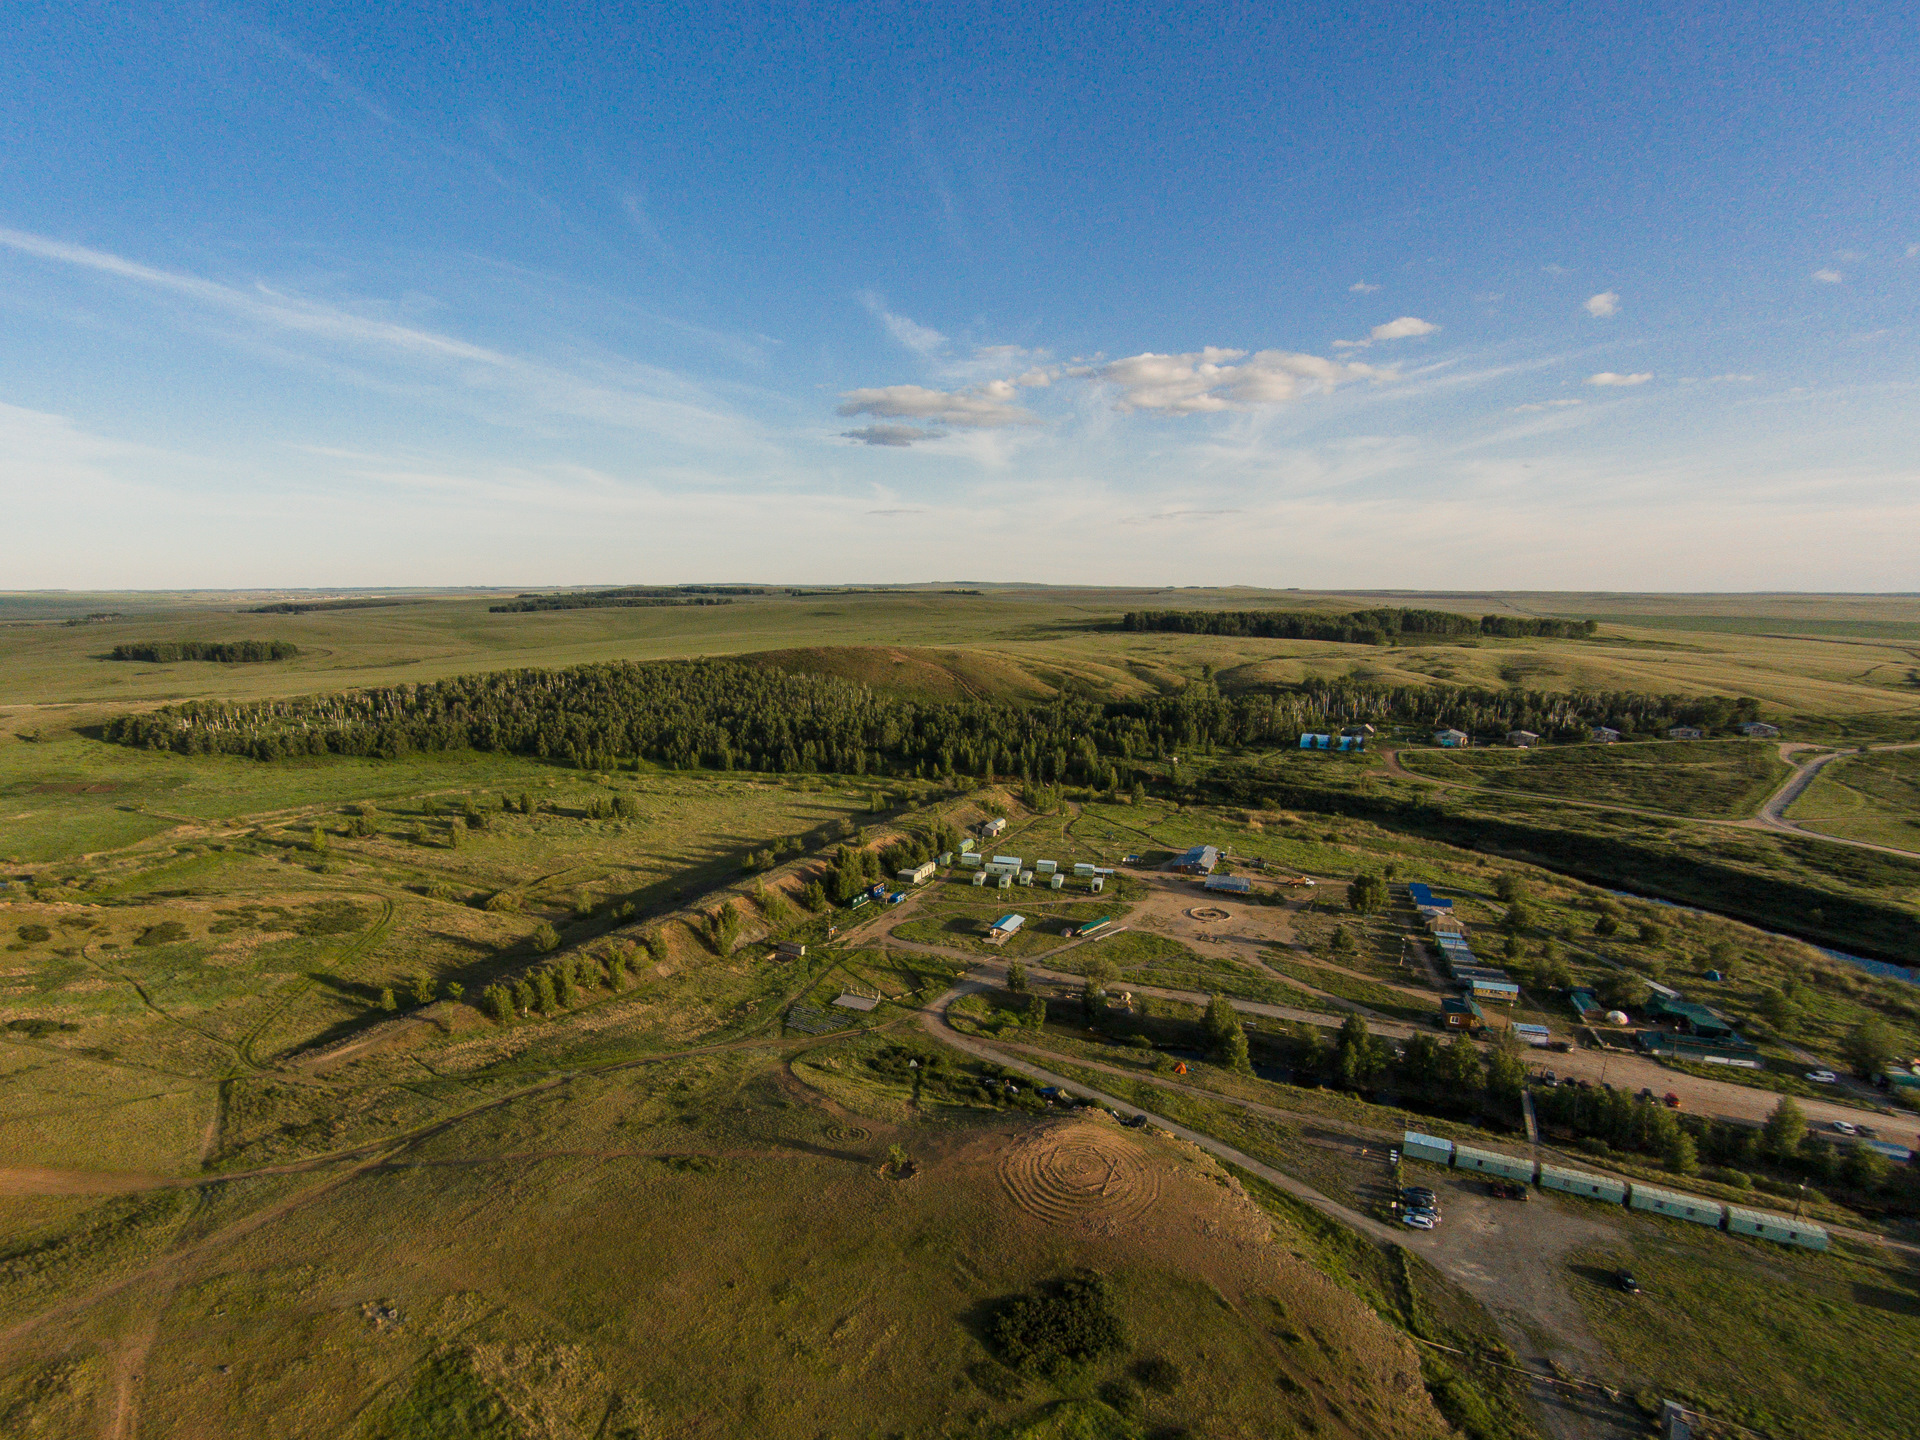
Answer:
(99, 659, 1764, 769)
(1121, 607, 1598, 642)
(245, 598, 416, 614)
(489, 585, 764, 613)
(109, 640, 300, 663)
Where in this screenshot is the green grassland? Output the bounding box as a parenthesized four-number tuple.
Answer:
(7, 586, 1920, 734)
(1789, 748, 1920, 850)
(1398, 739, 1791, 818)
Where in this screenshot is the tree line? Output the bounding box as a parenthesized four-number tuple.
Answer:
(109, 640, 300, 663)
(489, 585, 764, 613)
(100, 657, 1767, 770)
(1121, 607, 1598, 642)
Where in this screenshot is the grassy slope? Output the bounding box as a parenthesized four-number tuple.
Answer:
(1398, 739, 1791, 819)
(1788, 749, 1920, 850)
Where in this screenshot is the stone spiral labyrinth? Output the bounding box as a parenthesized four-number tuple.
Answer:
(823, 1124, 872, 1144)
(998, 1126, 1160, 1228)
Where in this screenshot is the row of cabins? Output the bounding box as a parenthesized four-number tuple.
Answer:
(957, 851, 1109, 892)
(1402, 1131, 1828, 1251)
(1409, 883, 1520, 1016)
(1440, 721, 1783, 748)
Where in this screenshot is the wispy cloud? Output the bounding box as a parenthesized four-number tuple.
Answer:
(1584, 291, 1620, 318)
(1511, 398, 1584, 412)
(1349, 280, 1381, 293)
(0, 226, 767, 451)
(1586, 371, 1653, 387)
(1542, 263, 1570, 277)
(1811, 268, 1844, 284)
(859, 291, 948, 357)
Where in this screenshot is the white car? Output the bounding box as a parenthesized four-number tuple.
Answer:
(1805, 1070, 1838, 1084)
(1831, 1120, 1859, 1135)
(1400, 1211, 1437, 1230)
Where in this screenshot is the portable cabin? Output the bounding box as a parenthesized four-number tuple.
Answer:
(1076, 917, 1112, 939)
(1590, 726, 1622, 744)
(1203, 874, 1253, 894)
(1401, 1131, 1455, 1166)
(1073, 862, 1097, 877)
(1506, 730, 1540, 748)
(1089, 877, 1104, 893)
(1467, 976, 1520, 1003)
(1538, 1165, 1627, 1204)
(1725, 1205, 1829, 1251)
(959, 838, 976, 852)
(996, 873, 1013, 889)
(1019, 871, 1034, 885)
(1666, 726, 1705, 741)
(1049, 872, 1064, 890)
(1440, 996, 1485, 1030)
(1035, 859, 1057, 875)
(971, 871, 987, 887)
(1433, 728, 1469, 747)
(935, 852, 953, 867)
(774, 942, 807, 960)
(1740, 722, 1781, 738)
(897, 861, 936, 885)
(959, 852, 983, 868)
(981, 817, 1007, 837)
(1629, 1185, 1725, 1227)
(1452, 1145, 1535, 1184)
(1512, 1023, 1554, 1047)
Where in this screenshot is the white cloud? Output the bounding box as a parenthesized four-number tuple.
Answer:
(1586, 372, 1653, 387)
(1349, 280, 1381, 293)
(1542, 264, 1569, 277)
(1074, 348, 1387, 413)
(1906, 244, 1918, 259)
(836, 379, 1038, 429)
(1333, 316, 1438, 350)
(1584, 291, 1620, 318)
(1511, 399, 1585, 412)
(1811, 268, 1844, 284)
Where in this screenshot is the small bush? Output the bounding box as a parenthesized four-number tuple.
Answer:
(988, 1273, 1127, 1377)
(135, 922, 189, 947)
(16, 924, 51, 944)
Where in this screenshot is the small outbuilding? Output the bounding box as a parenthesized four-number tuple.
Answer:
(897, 861, 936, 885)
(1667, 726, 1706, 741)
(1590, 726, 1622, 743)
(1035, 859, 1058, 875)
(980, 817, 1008, 837)
(1203, 874, 1253, 894)
(1506, 729, 1540, 748)
(1401, 1131, 1455, 1165)
(1433, 728, 1469, 747)
(1171, 844, 1220, 875)
(1739, 722, 1781, 738)
(1440, 995, 1485, 1030)
(985, 913, 1025, 944)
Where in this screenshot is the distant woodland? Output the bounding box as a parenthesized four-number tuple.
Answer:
(490, 586, 764, 613)
(103, 659, 1759, 768)
(109, 641, 301, 663)
(1121, 607, 1598, 642)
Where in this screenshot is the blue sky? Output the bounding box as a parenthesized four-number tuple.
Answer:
(2, 1, 1915, 589)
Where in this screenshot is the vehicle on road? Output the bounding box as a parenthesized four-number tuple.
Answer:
(1614, 1270, 1641, 1294)
(1663, 1092, 1681, 1109)
(1832, 1120, 1859, 1135)
(1400, 1212, 1437, 1230)
(1806, 1070, 1838, 1084)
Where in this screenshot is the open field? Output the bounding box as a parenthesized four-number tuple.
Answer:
(7, 587, 1920, 735)
(1789, 749, 1920, 850)
(4, 591, 1920, 1438)
(1397, 740, 1791, 819)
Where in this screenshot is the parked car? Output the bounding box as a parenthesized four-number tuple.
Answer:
(1400, 1212, 1437, 1230)
(1400, 1187, 1438, 1206)
(1806, 1070, 1838, 1084)
(1831, 1120, 1859, 1136)
(1662, 1092, 1682, 1109)
(1614, 1270, 1640, 1294)
(1489, 1181, 1530, 1201)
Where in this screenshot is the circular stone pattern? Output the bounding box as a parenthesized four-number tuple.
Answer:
(998, 1126, 1161, 1227)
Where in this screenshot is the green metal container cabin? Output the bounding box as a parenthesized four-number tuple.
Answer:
(1538, 1165, 1627, 1204)
(1451, 1144, 1536, 1184)
(1724, 1205, 1829, 1251)
(1629, 1184, 1725, 1228)
(1401, 1131, 1454, 1165)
